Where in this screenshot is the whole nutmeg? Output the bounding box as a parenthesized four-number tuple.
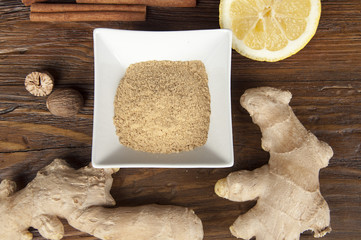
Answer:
(46, 88, 83, 117)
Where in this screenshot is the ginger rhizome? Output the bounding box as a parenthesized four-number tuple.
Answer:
(215, 87, 333, 240)
(0, 159, 203, 240)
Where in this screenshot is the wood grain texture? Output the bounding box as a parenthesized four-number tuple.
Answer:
(0, 0, 360, 239)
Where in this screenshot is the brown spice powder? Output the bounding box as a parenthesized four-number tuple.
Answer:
(113, 60, 211, 154)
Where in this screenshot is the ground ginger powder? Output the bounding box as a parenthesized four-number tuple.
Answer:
(113, 60, 211, 154)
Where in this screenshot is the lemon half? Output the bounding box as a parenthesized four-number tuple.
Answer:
(220, 0, 321, 62)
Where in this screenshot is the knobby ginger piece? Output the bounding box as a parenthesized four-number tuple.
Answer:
(215, 87, 333, 240)
(0, 159, 203, 240)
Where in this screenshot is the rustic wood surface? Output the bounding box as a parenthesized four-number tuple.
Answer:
(0, 0, 360, 239)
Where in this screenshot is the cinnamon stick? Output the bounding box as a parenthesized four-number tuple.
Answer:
(24, 0, 196, 7)
(22, 0, 46, 7)
(76, 0, 196, 7)
(76, 0, 147, 4)
(31, 3, 146, 13)
(146, 0, 196, 7)
(30, 11, 146, 21)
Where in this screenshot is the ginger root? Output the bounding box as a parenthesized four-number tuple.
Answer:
(0, 159, 203, 240)
(215, 87, 333, 240)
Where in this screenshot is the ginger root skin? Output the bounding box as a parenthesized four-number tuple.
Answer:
(215, 87, 333, 240)
(0, 159, 203, 240)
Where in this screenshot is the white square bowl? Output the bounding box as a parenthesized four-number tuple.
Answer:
(92, 28, 233, 168)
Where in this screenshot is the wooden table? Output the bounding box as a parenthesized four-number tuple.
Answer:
(0, 0, 360, 239)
